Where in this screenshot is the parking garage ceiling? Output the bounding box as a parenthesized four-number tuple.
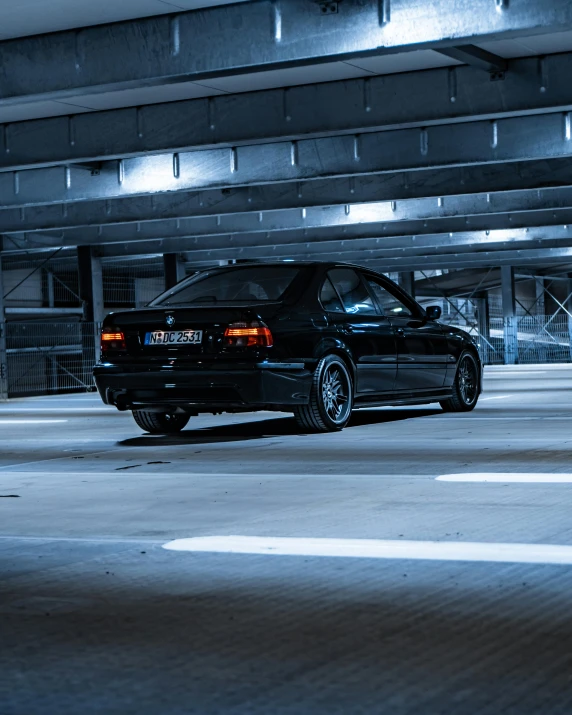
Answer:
(3, 0, 572, 277)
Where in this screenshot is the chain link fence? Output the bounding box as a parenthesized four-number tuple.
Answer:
(488, 315, 572, 365)
(102, 257, 167, 309)
(4, 322, 99, 398)
(1, 300, 572, 399)
(426, 297, 572, 365)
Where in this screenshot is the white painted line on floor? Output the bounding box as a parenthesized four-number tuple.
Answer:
(0, 419, 68, 424)
(163, 535, 572, 565)
(0, 470, 410, 480)
(486, 371, 547, 376)
(0, 409, 113, 415)
(437, 473, 572, 483)
(480, 395, 511, 400)
(429, 416, 572, 420)
(0, 534, 163, 544)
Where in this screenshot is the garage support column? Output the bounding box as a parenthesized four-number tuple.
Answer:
(77, 246, 104, 367)
(163, 253, 186, 291)
(46, 271, 55, 308)
(535, 277, 545, 316)
(474, 293, 490, 355)
(501, 265, 518, 365)
(534, 278, 547, 362)
(398, 272, 416, 300)
(78, 246, 104, 324)
(0, 249, 7, 401)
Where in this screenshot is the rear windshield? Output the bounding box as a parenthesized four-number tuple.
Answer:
(150, 266, 301, 306)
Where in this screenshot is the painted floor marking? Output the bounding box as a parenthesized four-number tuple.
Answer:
(0, 408, 114, 413)
(437, 473, 572, 483)
(0, 471, 414, 479)
(428, 416, 572, 420)
(163, 535, 572, 565)
(0, 419, 68, 424)
(486, 371, 548, 376)
(480, 395, 511, 401)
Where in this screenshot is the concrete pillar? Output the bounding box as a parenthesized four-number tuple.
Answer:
(535, 277, 545, 316)
(473, 292, 489, 358)
(398, 271, 416, 300)
(0, 251, 8, 401)
(501, 265, 518, 365)
(163, 253, 186, 291)
(78, 246, 104, 324)
(77, 246, 104, 369)
(534, 277, 547, 362)
(474, 295, 490, 341)
(46, 271, 55, 308)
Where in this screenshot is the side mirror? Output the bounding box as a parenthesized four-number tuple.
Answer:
(425, 305, 442, 321)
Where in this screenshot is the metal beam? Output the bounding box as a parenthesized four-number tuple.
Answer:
(174, 248, 572, 273)
(11, 211, 572, 257)
(5, 307, 83, 316)
(437, 44, 507, 74)
(95, 226, 572, 261)
(4, 111, 572, 209)
(6, 50, 572, 172)
(2, 159, 571, 234)
(1, 0, 570, 108)
(13, 199, 572, 252)
(356, 249, 572, 270)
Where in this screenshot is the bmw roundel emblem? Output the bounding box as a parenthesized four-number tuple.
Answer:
(165, 314, 176, 327)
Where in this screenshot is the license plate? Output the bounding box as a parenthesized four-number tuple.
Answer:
(144, 330, 203, 346)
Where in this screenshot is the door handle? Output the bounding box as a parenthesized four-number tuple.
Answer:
(396, 328, 405, 336)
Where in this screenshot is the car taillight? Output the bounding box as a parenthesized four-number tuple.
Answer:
(101, 328, 126, 351)
(224, 321, 273, 348)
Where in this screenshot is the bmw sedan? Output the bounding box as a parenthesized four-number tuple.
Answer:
(94, 262, 482, 433)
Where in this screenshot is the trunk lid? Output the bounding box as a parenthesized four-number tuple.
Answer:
(104, 304, 281, 361)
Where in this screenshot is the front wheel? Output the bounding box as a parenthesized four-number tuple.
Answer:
(440, 351, 480, 413)
(293, 355, 354, 432)
(132, 410, 190, 434)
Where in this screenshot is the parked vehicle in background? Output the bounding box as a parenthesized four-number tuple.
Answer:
(94, 262, 482, 433)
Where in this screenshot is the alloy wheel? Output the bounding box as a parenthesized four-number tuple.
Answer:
(321, 363, 351, 424)
(458, 355, 478, 405)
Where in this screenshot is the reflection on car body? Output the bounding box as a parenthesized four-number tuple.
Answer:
(94, 262, 482, 434)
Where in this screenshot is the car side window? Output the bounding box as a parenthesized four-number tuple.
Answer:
(365, 276, 414, 318)
(320, 276, 345, 313)
(328, 269, 376, 315)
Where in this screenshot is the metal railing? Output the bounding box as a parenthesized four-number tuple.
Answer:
(4, 322, 99, 398)
(1, 312, 571, 400)
(442, 314, 572, 365)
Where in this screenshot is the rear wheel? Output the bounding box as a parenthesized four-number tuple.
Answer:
(132, 410, 190, 434)
(293, 355, 353, 432)
(440, 351, 480, 413)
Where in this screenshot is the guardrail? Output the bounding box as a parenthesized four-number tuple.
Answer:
(443, 314, 572, 365)
(3, 322, 99, 398)
(0, 315, 570, 399)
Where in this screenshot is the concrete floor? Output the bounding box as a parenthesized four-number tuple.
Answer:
(2, 365, 572, 714)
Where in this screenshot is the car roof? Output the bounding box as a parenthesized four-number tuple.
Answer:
(199, 261, 376, 272)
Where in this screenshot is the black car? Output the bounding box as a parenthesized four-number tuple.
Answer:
(94, 262, 482, 433)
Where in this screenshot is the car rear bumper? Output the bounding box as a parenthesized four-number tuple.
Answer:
(93, 361, 313, 411)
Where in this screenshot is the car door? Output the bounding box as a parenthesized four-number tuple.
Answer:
(323, 268, 397, 396)
(362, 273, 449, 393)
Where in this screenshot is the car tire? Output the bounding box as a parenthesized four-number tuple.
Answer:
(440, 351, 480, 413)
(132, 410, 191, 434)
(293, 355, 354, 433)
